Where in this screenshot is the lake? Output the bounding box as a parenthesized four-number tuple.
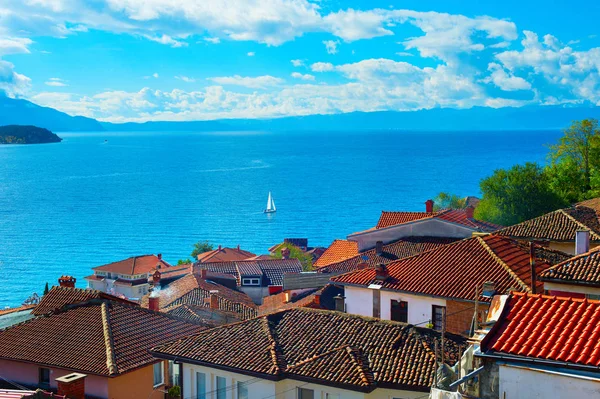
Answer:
(0, 129, 562, 307)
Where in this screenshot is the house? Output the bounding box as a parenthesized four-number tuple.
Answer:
(150, 307, 467, 399)
(196, 245, 256, 262)
(268, 238, 327, 262)
(258, 284, 344, 315)
(0, 304, 36, 329)
(85, 254, 172, 300)
(473, 292, 600, 398)
(331, 235, 563, 336)
(195, 258, 303, 304)
(347, 200, 501, 252)
(496, 201, 600, 254)
(0, 288, 205, 399)
(140, 269, 258, 321)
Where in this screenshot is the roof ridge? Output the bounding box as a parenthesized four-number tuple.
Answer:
(539, 245, 600, 278)
(286, 344, 352, 369)
(560, 208, 600, 239)
(101, 302, 118, 375)
(261, 316, 284, 375)
(344, 346, 374, 387)
(476, 236, 530, 292)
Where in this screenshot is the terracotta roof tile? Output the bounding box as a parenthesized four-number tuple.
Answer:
(577, 197, 600, 212)
(376, 211, 434, 228)
(314, 240, 359, 268)
(497, 206, 600, 242)
(540, 246, 600, 286)
(198, 259, 303, 286)
(375, 209, 501, 232)
(197, 247, 256, 262)
(151, 308, 466, 392)
(481, 292, 600, 367)
(0, 300, 204, 376)
(316, 237, 458, 273)
(258, 285, 344, 315)
(33, 286, 137, 316)
(332, 235, 551, 301)
(164, 304, 242, 327)
(0, 304, 36, 317)
(93, 255, 171, 275)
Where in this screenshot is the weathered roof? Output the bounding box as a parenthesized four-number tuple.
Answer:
(497, 205, 600, 242)
(0, 304, 35, 317)
(151, 307, 466, 392)
(258, 284, 344, 315)
(33, 286, 137, 316)
(197, 247, 256, 263)
(164, 304, 243, 327)
(539, 246, 600, 287)
(92, 254, 171, 275)
(375, 209, 501, 232)
(313, 240, 359, 268)
(332, 235, 551, 302)
(481, 292, 600, 367)
(198, 259, 303, 286)
(0, 300, 204, 377)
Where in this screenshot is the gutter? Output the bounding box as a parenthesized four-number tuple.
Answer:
(476, 351, 600, 373)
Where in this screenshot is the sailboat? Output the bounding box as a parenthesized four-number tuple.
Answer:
(264, 191, 277, 213)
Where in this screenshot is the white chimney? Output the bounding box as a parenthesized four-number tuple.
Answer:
(576, 230, 590, 255)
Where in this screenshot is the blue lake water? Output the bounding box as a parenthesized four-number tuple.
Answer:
(0, 129, 562, 307)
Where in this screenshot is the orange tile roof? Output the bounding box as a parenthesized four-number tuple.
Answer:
(539, 246, 600, 287)
(577, 197, 600, 212)
(314, 240, 359, 267)
(332, 235, 551, 301)
(0, 300, 204, 376)
(197, 247, 256, 262)
(93, 254, 171, 275)
(375, 209, 500, 232)
(497, 205, 600, 242)
(481, 292, 600, 367)
(33, 286, 137, 315)
(0, 304, 36, 317)
(151, 307, 466, 393)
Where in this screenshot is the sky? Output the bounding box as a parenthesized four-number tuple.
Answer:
(0, 0, 599, 122)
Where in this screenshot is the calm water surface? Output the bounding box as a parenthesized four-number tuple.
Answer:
(0, 129, 562, 306)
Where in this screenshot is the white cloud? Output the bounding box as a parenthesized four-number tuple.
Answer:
(0, 37, 32, 56)
(291, 72, 315, 81)
(482, 62, 531, 91)
(175, 75, 196, 83)
(247, 52, 255, 56)
(324, 9, 393, 42)
(395, 52, 413, 57)
(311, 62, 334, 72)
(204, 37, 220, 44)
(45, 77, 68, 87)
(207, 75, 284, 88)
(323, 39, 340, 54)
(0, 60, 31, 96)
(143, 34, 188, 48)
(291, 59, 304, 67)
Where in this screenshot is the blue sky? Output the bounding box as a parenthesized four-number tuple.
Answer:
(0, 0, 599, 122)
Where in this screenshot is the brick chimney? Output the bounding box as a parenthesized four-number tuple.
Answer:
(281, 247, 291, 260)
(425, 199, 434, 213)
(208, 292, 219, 309)
(375, 241, 383, 255)
(576, 230, 590, 255)
(56, 373, 87, 399)
(465, 205, 475, 219)
(58, 275, 76, 288)
(374, 264, 388, 281)
(157, 253, 162, 261)
(200, 268, 207, 279)
(313, 293, 321, 308)
(152, 270, 161, 285)
(148, 296, 160, 312)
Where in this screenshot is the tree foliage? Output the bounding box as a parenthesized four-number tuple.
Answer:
(43, 282, 49, 296)
(271, 242, 313, 271)
(475, 162, 567, 226)
(432, 192, 466, 211)
(191, 240, 214, 259)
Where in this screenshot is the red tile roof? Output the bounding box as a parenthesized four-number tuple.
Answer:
(32, 286, 137, 316)
(374, 209, 501, 232)
(151, 307, 466, 393)
(197, 247, 256, 262)
(0, 304, 36, 317)
(539, 246, 600, 287)
(577, 197, 600, 212)
(93, 254, 171, 275)
(0, 300, 204, 376)
(481, 292, 600, 367)
(313, 240, 359, 268)
(332, 235, 551, 301)
(316, 237, 459, 273)
(497, 205, 600, 242)
(376, 211, 434, 228)
(164, 304, 243, 327)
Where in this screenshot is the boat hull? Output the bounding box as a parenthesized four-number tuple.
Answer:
(264, 210, 277, 213)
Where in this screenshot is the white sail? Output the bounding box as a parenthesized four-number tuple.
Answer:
(271, 198, 276, 211)
(265, 192, 276, 213)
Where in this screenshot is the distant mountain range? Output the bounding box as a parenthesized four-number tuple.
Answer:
(3, 94, 600, 132)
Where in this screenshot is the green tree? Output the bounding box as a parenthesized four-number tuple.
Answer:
(475, 162, 567, 226)
(548, 118, 600, 196)
(43, 282, 49, 296)
(432, 192, 467, 211)
(177, 258, 192, 265)
(191, 240, 214, 259)
(271, 242, 313, 271)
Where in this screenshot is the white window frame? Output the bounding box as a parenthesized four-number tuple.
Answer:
(153, 362, 164, 387)
(242, 277, 261, 286)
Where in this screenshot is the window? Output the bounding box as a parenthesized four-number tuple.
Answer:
(153, 362, 164, 387)
(432, 305, 446, 331)
(390, 300, 408, 323)
(242, 278, 261, 286)
(298, 388, 314, 399)
(237, 381, 249, 399)
(168, 361, 181, 386)
(216, 376, 227, 399)
(196, 372, 206, 399)
(39, 368, 50, 387)
(587, 294, 600, 300)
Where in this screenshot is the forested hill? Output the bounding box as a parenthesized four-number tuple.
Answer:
(0, 125, 62, 144)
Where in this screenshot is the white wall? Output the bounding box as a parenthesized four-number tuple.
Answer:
(345, 286, 446, 325)
(544, 282, 600, 297)
(499, 364, 600, 399)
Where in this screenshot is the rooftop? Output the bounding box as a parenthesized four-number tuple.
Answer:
(197, 258, 303, 286)
(539, 246, 600, 287)
(32, 286, 137, 316)
(481, 292, 600, 368)
(151, 307, 466, 393)
(332, 235, 552, 302)
(197, 246, 256, 263)
(313, 240, 359, 268)
(92, 254, 171, 275)
(375, 209, 501, 232)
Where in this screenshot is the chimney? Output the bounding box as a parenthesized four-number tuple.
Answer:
(334, 295, 345, 312)
(58, 275, 76, 288)
(148, 296, 160, 312)
(281, 247, 291, 260)
(157, 253, 162, 261)
(56, 373, 87, 399)
(313, 293, 321, 308)
(152, 270, 161, 286)
(576, 230, 591, 255)
(200, 268, 207, 279)
(465, 205, 475, 219)
(529, 242, 537, 295)
(218, 245, 222, 251)
(209, 292, 219, 309)
(375, 264, 388, 281)
(375, 241, 383, 255)
(237, 244, 240, 250)
(425, 199, 434, 213)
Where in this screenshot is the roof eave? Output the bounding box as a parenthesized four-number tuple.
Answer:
(538, 277, 600, 289)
